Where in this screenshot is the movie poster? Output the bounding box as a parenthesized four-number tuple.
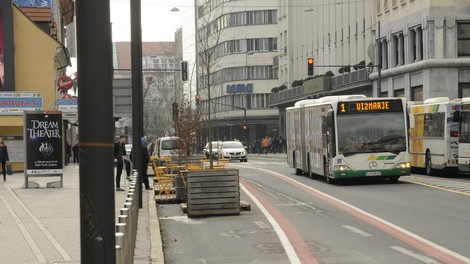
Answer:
(0, 10, 4, 89)
(25, 112, 63, 175)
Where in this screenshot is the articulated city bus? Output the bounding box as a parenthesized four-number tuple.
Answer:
(408, 97, 460, 175)
(455, 98, 470, 173)
(286, 95, 410, 183)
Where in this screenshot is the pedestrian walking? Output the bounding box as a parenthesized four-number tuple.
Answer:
(66, 142, 71, 165)
(131, 137, 152, 190)
(272, 137, 279, 154)
(262, 136, 270, 154)
(114, 135, 131, 191)
(0, 136, 10, 182)
(72, 140, 79, 164)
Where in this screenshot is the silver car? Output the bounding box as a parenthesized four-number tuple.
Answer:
(220, 141, 247, 162)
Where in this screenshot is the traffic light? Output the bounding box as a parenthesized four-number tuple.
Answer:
(242, 123, 248, 133)
(195, 95, 200, 106)
(307, 57, 314, 76)
(181, 61, 188, 81)
(172, 101, 179, 120)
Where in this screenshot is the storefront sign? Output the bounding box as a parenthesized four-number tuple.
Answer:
(24, 112, 63, 175)
(226, 83, 253, 94)
(0, 92, 43, 114)
(57, 76, 73, 91)
(57, 98, 77, 113)
(14, 0, 52, 7)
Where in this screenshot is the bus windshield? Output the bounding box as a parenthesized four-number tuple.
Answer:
(161, 139, 180, 150)
(337, 112, 406, 156)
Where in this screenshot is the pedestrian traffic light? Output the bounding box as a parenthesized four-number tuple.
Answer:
(172, 101, 179, 120)
(195, 95, 200, 106)
(307, 57, 314, 76)
(181, 61, 188, 81)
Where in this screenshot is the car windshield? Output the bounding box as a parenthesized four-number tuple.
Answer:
(161, 139, 180, 150)
(337, 112, 406, 156)
(222, 142, 244, 148)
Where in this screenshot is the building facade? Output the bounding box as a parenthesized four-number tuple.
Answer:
(277, 0, 373, 89)
(0, 2, 70, 171)
(195, 0, 280, 146)
(369, 0, 470, 100)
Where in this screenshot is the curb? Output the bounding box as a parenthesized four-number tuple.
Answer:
(148, 190, 164, 264)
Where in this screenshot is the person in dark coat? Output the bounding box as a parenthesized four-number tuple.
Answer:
(0, 136, 10, 181)
(114, 135, 130, 191)
(72, 140, 79, 164)
(66, 142, 71, 165)
(131, 137, 151, 190)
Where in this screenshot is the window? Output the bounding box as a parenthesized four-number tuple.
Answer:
(384, 0, 389, 12)
(458, 23, 470, 57)
(459, 83, 470, 98)
(394, 89, 405, 97)
(423, 113, 445, 138)
(411, 86, 423, 101)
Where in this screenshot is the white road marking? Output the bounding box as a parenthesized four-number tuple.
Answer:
(391, 246, 441, 264)
(0, 193, 47, 263)
(254, 167, 470, 263)
(240, 184, 301, 264)
(254, 221, 271, 229)
(4, 185, 72, 261)
(342, 225, 373, 237)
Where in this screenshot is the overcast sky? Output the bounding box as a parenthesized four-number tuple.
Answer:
(110, 0, 194, 42)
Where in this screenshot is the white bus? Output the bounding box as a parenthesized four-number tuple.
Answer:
(454, 98, 470, 173)
(409, 97, 460, 175)
(286, 95, 410, 183)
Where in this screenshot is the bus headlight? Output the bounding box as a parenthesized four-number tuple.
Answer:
(334, 165, 351, 171)
(394, 162, 411, 169)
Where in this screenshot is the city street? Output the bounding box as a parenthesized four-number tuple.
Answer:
(159, 155, 470, 264)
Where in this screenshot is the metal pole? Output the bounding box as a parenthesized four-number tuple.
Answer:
(377, 21, 382, 94)
(131, 0, 143, 209)
(76, 0, 115, 262)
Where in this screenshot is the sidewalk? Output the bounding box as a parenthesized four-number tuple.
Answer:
(0, 164, 162, 264)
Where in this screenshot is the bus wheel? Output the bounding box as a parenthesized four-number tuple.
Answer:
(307, 157, 314, 179)
(425, 151, 433, 176)
(389, 176, 400, 183)
(324, 161, 334, 184)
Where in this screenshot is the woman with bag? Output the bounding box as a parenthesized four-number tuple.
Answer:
(0, 136, 10, 181)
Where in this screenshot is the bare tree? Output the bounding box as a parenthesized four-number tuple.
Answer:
(196, 0, 228, 168)
(143, 73, 176, 138)
(173, 102, 201, 164)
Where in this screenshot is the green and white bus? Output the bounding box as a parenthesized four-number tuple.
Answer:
(286, 95, 411, 184)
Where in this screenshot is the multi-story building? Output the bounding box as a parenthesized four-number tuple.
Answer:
(369, 0, 470, 100)
(195, 0, 279, 145)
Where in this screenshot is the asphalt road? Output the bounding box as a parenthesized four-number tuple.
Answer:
(158, 155, 470, 264)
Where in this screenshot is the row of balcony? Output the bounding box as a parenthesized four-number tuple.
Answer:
(268, 69, 370, 106)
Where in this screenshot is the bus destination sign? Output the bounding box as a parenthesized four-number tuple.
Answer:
(338, 100, 403, 114)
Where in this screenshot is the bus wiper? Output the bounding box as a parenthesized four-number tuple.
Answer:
(341, 151, 362, 157)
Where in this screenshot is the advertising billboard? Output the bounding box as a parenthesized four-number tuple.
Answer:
(24, 111, 63, 175)
(14, 0, 52, 7)
(0, 92, 43, 114)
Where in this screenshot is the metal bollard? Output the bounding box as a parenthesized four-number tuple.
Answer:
(115, 233, 124, 264)
(118, 215, 130, 263)
(116, 245, 122, 264)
